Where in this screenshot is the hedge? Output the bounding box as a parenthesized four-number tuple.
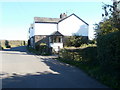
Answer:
(59, 47, 97, 65)
(97, 31, 120, 72)
(35, 43, 52, 55)
(97, 31, 120, 87)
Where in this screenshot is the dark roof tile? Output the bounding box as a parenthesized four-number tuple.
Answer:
(34, 17, 60, 23)
(34, 14, 89, 25)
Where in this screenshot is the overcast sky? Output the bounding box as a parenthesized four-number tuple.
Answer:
(0, 0, 112, 40)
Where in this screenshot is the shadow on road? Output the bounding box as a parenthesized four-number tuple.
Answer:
(2, 71, 69, 88)
(2, 46, 108, 88)
(3, 46, 27, 52)
(2, 58, 108, 88)
(2, 46, 35, 56)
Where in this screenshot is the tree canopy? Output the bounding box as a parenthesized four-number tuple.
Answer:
(95, 1, 120, 37)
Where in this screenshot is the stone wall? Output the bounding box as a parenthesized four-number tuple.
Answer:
(34, 35, 49, 46)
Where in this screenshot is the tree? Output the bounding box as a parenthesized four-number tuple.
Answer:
(64, 35, 88, 47)
(95, 0, 120, 37)
(5, 40, 11, 48)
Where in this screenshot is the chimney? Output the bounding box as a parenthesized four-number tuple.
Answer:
(60, 13, 67, 19)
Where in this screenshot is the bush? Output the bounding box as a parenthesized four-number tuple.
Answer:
(0, 46, 3, 50)
(89, 40, 96, 44)
(5, 40, 11, 48)
(97, 31, 120, 70)
(59, 47, 97, 64)
(64, 36, 88, 47)
(97, 31, 120, 88)
(59, 45, 120, 88)
(6, 45, 11, 48)
(35, 43, 52, 55)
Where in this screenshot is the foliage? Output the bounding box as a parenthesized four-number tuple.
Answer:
(58, 1, 120, 89)
(59, 47, 97, 64)
(97, 19, 119, 36)
(88, 39, 96, 44)
(27, 46, 40, 55)
(64, 35, 88, 47)
(92, 2, 120, 88)
(95, 1, 120, 37)
(59, 45, 120, 89)
(35, 43, 52, 55)
(102, 1, 120, 30)
(0, 46, 3, 50)
(97, 31, 120, 88)
(97, 31, 120, 73)
(5, 40, 11, 48)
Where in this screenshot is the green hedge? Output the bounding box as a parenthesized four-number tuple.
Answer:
(97, 31, 120, 72)
(35, 43, 52, 55)
(97, 31, 120, 88)
(59, 41, 120, 88)
(59, 47, 97, 65)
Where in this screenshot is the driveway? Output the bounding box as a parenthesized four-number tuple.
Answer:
(0, 46, 108, 88)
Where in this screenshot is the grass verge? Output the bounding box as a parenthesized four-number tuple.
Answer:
(58, 48, 119, 89)
(26, 46, 51, 56)
(26, 46, 41, 55)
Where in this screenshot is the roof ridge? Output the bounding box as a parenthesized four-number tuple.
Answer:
(34, 13, 88, 25)
(58, 13, 89, 25)
(34, 17, 61, 23)
(34, 17, 60, 19)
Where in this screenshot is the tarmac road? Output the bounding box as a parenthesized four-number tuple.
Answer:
(0, 46, 108, 88)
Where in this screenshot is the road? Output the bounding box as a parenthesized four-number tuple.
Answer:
(0, 46, 108, 88)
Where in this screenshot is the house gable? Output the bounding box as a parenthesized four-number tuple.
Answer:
(58, 14, 89, 36)
(58, 13, 89, 26)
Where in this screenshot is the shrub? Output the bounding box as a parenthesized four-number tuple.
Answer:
(64, 36, 88, 47)
(89, 40, 96, 44)
(35, 43, 52, 55)
(64, 36, 73, 47)
(97, 31, 120, 85)
(5, 40, 11, 48)
(59, 47, 97, 64)
(0, 46, 3, 50)
(6, 45, 11, 48)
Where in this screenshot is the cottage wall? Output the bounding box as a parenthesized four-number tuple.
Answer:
(58, 15, 88, 36)
(34, 23, 57, 35)
(34, 35, 49, 46)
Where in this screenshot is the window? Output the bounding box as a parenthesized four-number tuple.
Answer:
(50, 36, 62, 43)
(53, 37, 57, 43)
(58, 37, 61, 43)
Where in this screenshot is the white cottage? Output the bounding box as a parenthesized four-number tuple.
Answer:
(28, 13, 89, 52)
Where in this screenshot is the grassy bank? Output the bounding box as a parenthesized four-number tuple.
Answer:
(27, 46, 51, 55)
(27, 46, 41, 55)
(58, 47, 119, 89)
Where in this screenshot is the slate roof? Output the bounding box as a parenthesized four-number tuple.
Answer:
(34, 17, 60, 23)
(34, 13, 89, 25)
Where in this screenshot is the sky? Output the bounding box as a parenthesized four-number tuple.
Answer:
(0, 0, 112, 40)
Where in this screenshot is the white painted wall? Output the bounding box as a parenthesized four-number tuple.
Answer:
(29, 27, 34, 38)
(34, 23, 57, 35)
(30, 37, 34, 47)
(58, 15, 88, 36)
(50, 43, 63, 52)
